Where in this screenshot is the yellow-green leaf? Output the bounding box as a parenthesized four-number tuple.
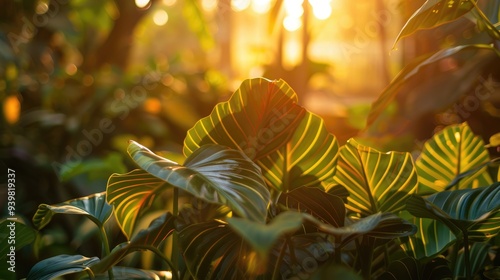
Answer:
(257, 112, 339, 191)
(183, 78, 306, 161)
(333, 139, 418, 216)
(416, 123, 492, 193)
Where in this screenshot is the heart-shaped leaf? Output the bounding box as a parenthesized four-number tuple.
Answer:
(183, 78, 306, 161)
(32, 192, 112, 230)
(257, 111, 339, 191)
(107, 169, 167, 239)
(333, 139, 418, 216)
(127, 142, 270, 223)
(416, 123, 493, 193)
(394, 0, 476, 47)
(27, 255, 100, 280)
(91, 213, 175, 274)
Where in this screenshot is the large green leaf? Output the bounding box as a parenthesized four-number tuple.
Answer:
(402, 217, 456, 260)
(367, 45, 498, 127)
(91, 213, 175, 274)
(27, 255, 100, 280)
(333, 139, 418, 216)
(32, 192, 112, 230)
(416, 123, 493, 193)
(128, 141, 270, 223)
(257, 111, 339, 191)
(183, 78, 306, 161)
(394, 0, 476, 47)
(107, 169, 167, 239)
(407, 183, 500, 241)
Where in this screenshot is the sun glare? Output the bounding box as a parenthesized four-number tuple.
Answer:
(153, 9, 169, 26)
(135, 0, 151, 9)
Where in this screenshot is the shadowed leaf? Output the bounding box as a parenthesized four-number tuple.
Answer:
(128, 142, 270, 223)
(27, 255, 99, 280)
(407, 183, 500, 241)
(91, 213, 175, 274)
(280, 186, 345, 227)
(32, 192, 112, 230)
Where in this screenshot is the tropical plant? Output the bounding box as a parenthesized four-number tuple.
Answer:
(7, 0, 500, 279)
(366, 0, 500, 150)
(12, 77, 499, 280)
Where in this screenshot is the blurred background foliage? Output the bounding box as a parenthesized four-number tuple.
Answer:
(0, 0, 499, 278)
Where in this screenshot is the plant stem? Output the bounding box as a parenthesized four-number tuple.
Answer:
(171, 188, 179, 274)
(333, 237, 341, 264)
(471, 1, 500, 39)
(149, 246, 180, 280)
(272, 237, 289, 280)
(98, 225, 114, 280)
(360, 238, 374, 279)
(463, 231, 471, 280)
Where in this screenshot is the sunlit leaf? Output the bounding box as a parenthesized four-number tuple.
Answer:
(333, 139, 418, 216)
(401, 217, 456, 259)
(27, 255, 99, 280)
(416, 123, 493, 193)
(107, 170, 167, 239)
(257, 111, 339, 191)
(128, 141, 270, 223)
(394, 0, 476, 47)
(32, 192, 112, 230)
(183, 78, 306, 161)
(91, 213, 175, 274)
